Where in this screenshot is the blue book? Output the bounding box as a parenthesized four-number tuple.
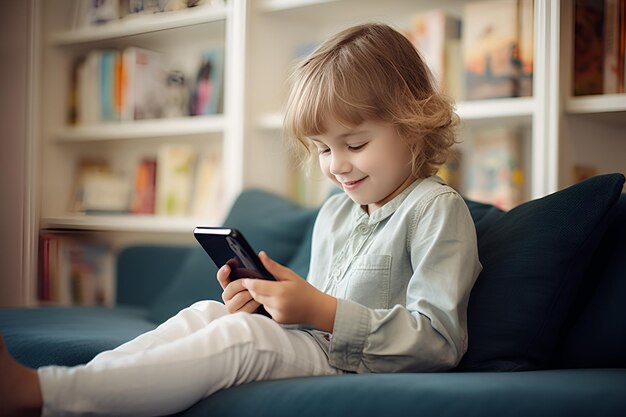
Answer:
(100, 49, 119, 121)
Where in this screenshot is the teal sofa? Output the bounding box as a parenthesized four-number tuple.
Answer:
(2, 173, 626, 416)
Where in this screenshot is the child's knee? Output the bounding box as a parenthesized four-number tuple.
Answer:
(215, 312, 280, 350)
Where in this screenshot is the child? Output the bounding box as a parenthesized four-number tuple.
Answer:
(1, 23, 481, 417)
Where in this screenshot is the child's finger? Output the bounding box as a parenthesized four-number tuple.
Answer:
(228, 289, 258, 312)
(241, 278, 276, 298)
(258, 251, 294, 281)
(216, 264, 231, 290)
(222, 279, 247, 302)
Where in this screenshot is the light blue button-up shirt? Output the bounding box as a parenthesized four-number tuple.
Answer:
(305, 176, 482, 373)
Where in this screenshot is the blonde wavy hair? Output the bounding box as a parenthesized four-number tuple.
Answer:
(284, 23, 459, 179)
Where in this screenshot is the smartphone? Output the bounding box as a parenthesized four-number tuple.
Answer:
(193, 226, 276, 281)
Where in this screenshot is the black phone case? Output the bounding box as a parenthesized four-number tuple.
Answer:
(193, 227, 276, 281)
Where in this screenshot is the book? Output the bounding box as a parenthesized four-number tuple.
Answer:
(155, 145, 197, 216)
(465, 126, 525, 210)
(604, 0, 621, 93)
(67, 57, 84, 125)
(68, 157, 130, 214)
(85, 0, 119, 25)
(191, 150, 223, 220)
(68, 158, 111, 212)
(100, 49, 121, 122)
(407, 10, 462, 97)
(77, 50, 102, 125)
(130, 158, 158, 214)
(463, 0, 530, 100)
(120, 47, 167, 120)
(621, 0, 626, 92)
(517, 0, 534, 97)
(191, 48, 224, 115)
(38, 232, 114, 306)
(573, 0, 605, 96)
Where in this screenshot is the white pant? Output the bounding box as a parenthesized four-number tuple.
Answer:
(38, 300, 342, 417)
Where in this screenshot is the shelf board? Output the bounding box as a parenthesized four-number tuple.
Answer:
(566, 94, 626, 114)
(257, 97, 536, 131)
(41, 214, 218, 233)
(49, 5, 227, 45)
(260, 0, 338, 12)
(53, 115, 226, 142)
(455, 97, 535, 121)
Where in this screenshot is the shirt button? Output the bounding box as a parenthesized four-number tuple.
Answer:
(357, 223, 370, 235)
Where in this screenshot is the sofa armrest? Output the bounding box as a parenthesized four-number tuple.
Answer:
(115, 245, 193, 308)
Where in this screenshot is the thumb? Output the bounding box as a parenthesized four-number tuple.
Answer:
(259, 251, 293, 282)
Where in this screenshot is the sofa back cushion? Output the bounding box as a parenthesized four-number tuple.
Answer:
(148, 189, 318, 323)
(558, 194, 626, 368)
(456, 173, 625, 371)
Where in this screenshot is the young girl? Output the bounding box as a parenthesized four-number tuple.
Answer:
(1, 22, 481, 417)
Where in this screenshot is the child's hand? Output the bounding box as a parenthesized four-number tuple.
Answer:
(241, 251, 337, 332)
(217, 264, 261, 314)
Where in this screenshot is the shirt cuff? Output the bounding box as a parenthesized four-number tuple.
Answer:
(329, 298, 371, 372)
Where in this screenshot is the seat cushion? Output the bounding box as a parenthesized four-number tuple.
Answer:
(457, 173, 625, 371)
(0, 307, 156, 368)
(178, 369, 626, 417)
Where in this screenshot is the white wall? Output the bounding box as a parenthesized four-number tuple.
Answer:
(0, 0, 37, 307)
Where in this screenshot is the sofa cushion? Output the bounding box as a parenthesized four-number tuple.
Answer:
(148, 189, 318, 323)
(220, 189, 318, 265)
(457, 173, 625, 371)
(0, 307, 156, 368)
(179, 369, 626, 417)
(559, 194, 626, 368)
(286, 213, 319, 278)
(148, 247, 223, 324)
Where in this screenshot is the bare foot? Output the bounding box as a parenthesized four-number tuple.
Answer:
(0, 336, 42, 417)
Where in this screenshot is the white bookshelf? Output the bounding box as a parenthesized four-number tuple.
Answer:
(37, 1, 246, 237)
(14, 0, 625, 306)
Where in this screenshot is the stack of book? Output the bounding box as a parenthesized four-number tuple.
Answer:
(68, 146, 224, 220)
(68, 46, 224, 125)
(38, 232, 114, 306)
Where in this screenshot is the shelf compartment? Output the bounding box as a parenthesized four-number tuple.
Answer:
(49, 6, 228, 46)
(53, 115, 226, 142)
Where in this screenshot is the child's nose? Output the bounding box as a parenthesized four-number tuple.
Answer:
(329, 154, 351, 175)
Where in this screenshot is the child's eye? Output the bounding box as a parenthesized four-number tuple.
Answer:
(348, 143, 367, 151)
(317, 148, 331, 155)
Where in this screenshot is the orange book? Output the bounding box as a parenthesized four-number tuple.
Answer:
(130, 158, 157, 214)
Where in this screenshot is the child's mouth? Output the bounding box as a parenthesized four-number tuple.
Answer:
(342, 177, 367, 190)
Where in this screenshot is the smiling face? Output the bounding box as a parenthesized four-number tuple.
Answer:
(311, 119, 416, 214)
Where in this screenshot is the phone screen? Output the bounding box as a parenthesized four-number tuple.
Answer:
(194, 227, 276, 281)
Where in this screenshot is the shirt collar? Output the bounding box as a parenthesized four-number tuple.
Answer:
(351, 176, 445, 225)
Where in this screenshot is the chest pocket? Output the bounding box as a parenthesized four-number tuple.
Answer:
(344, 254, 392, 309)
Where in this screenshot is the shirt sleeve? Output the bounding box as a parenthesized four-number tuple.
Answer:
(328, 191, 482, 373)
